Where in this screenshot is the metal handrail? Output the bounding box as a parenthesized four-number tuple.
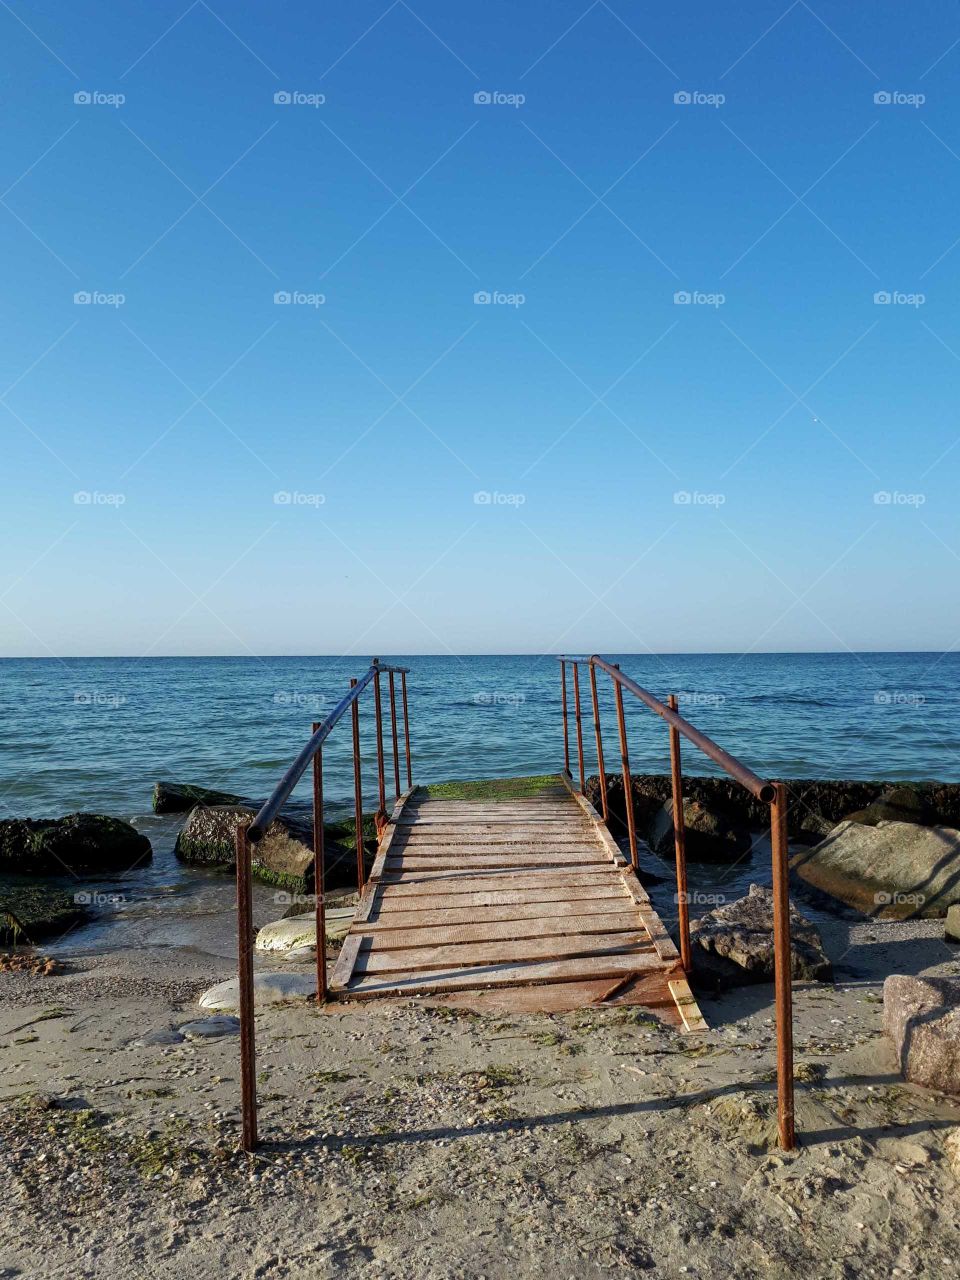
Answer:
(248, 660, 410, 841)
(556, 654, 795, 1152)
(235, 657, 413, 1153)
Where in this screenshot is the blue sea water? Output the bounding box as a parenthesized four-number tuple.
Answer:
(1, 652, 956, 952)
(1, 651, 957, 822)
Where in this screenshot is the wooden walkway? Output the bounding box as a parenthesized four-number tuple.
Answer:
(330, 782, 706, 1028)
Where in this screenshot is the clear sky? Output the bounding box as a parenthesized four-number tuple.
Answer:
(2, 1, 959, 657)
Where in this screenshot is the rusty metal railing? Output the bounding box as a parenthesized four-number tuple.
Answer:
(235, 658, 412, 1152)
(557, 655, 795, 1151)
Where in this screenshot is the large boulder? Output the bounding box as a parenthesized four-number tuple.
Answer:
(174, 805, 314, 894)
(0, 813, 152, 875)
(792, 820, 960, 918)
(198, 971, 316, 1010)
(845, 785, 935, 828)
(648, 797, 752, 863)
(884, 975, 960, 1094)
(153, 781, 245, 814)
(689, 883, 832, 987)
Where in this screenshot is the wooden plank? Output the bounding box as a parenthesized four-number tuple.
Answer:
(356, 932, 654, 973)
(636, 904, 680, 962)
(378, 868, 622, 891)
(397, 831, 598, 844)
(356, 911, 646, 947)
(374, 886, 630, 912)
(341, 950, 663, 997)
(385, 853, 609, 871)
(366, 898, 634, 927)
(366, 786, 418, 884)
(329, 934, 363, 992)
(669, 976, 708, 1033)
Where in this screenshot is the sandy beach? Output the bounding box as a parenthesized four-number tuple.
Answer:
(3, 909, 960, 1280)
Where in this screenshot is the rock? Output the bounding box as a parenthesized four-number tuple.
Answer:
(647, 797, 752, 863)
(174, 804, 367, 893)
(792, 820, 960, 918)
(947, 905, 960, 943)
(198, 972, 316, 1010)
(0, 813, 152, 875)
(0, 877, 88, 943)
(945, 1128, 960, 1177)
(153, 781, 245, 814)
(690, 883, 832, 987)
(883, 974, 960, 1094)
(174, 805, 314, 895)
(137, 1028, 185, 1046)
(178, 1015, 241, 1039)
(256, 907, 356, 952)
(845, 785, 935, 828)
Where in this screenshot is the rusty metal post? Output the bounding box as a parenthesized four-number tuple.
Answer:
(667, 695, 692, 974)
(401, 672, 412, 789)
(388, 671, 401, 800)
(312, 728, 327, 1004)
(588, 662, 608, 822)
(235, 823, 257, 1151)
(612, 666, 639, 870)
(350, 678, 365, 892)
(770, 781, 796, 1150)
(572, 663, 586, 793)
(560, 660, 571, 777)
(372, 663, 387, 833)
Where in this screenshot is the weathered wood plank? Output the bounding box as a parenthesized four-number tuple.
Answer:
(341, 951, 663, 997)
(368, 898, 632, 927)
(378, 869, 622, 891)
(374, 886, 630, 911)
(357, 912, 646, 946)
(329, 934, 363, 992)
(385, 854, 609, 872)
(357, 932, 653, 973)
(669, 976, 708, 1033)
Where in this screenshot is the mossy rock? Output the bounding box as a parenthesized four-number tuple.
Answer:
(0, 814, 152, 875)
(0, 875, 88, 944)
(152, 781, 245, 814)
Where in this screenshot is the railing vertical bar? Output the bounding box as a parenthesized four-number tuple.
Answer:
(373, 663, 387, 828)
(667, 694, 692, 974)
(401, 672, 412, 790)
(350, 678, 365, 892)
(588, 661, 608, 821)
(770, 781, 796, 1150)
(235, 823, 257, 1151)
(388, 671, 401, 800)
(312, 729, 327, 1004)
(572, 662, 586, 793)
(560, 660, 571, 776)
(612, 666, 639, 870)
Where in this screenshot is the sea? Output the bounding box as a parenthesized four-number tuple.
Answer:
(1, 651, 957, 953)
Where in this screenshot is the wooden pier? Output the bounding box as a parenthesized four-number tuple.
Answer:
(330, 781, 705, 1027)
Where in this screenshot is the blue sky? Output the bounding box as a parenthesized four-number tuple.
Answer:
(2, 0, 959, 656)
